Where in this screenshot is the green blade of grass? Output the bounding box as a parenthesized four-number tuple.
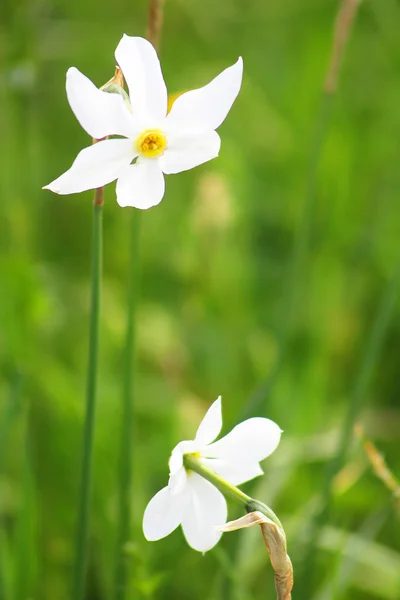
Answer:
(13, 407, 37, 600)
(0, 373, 23, 600)
(72, 199, 103, 600)
(114, 211, 141, 600)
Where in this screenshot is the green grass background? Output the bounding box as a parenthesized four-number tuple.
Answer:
(1, 0, 400, 598)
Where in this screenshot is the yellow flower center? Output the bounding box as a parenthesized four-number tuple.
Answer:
(135, 129, 167, 158)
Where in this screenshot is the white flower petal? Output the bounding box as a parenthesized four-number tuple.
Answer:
(181, 474, 227, 552)
(66, 67, 137, 140)
(169, 449, 183, 475)
(205, 417, 282, 465)
(143, 486, 188, 541)
(43, 139, 135, 195)
(116, 159, 165, 209)
(168, 468, 187, 496)
(166, 57, 243, 134)
(195, 396, 223, 447)
(201, 457, 264, 486)
(169, 440, 198, 475)
(115, 35, 167, 121)
(158, 131, 221, 175)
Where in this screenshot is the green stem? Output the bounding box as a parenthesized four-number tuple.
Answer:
(0, 371, 22, 475)
(0, 529, 9, 600)
(114, 211, 141, 600)
(183, 454, 251, 505)
(183, 454, 283, 529)
(72, 199, 103, 600)
(0, 372, 23, 600)
(14, 409, 36, 600)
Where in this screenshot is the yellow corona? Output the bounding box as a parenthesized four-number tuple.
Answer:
(136, 129, 167, 158)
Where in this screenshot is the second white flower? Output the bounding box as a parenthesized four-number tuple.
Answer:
(143, 396, 282, 552)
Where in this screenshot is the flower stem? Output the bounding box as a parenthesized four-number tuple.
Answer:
(146, 0, 165, 48)
(183, 454, 283, 529)
(114, 211, 141, 600)
(183, 454, 251, 505)
(0, 372, 23, 600)
(245, 499, 283, 530)
(72, 195, 103, 600)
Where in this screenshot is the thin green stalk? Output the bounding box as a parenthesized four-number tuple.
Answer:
(0, 373, 23, 600)
(72, 197, 103, 600)
(183, 454, 283, 529)
(114, 212, 141, 600)
(0, 528, 11, 600)
(14, 409, 37, 600)
(146, 0, 165, 47)
(298, 259, 400, 597)
(184, 454, 251, 506)
(0, 371, 22, 474)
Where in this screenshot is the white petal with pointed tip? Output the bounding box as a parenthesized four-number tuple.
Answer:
(143, 486, 188, 541)
(194, 397, 223, 447)
(66, 67, 137, 140)
(159, 130, 221, 174)
(115, 35, 168, 121)
(181, 474, 227, 552)
(166, 57, 243, 134)
(206, 417, 282, 464)
(116, 159, 165, 209)
(44, 139, 135, 195)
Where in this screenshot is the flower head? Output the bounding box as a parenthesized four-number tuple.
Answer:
(43, 35, 243, 209)
(143, 396, 282, 552)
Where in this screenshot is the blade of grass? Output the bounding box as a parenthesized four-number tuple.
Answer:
(0, 528, 13, 600)
(13, 406, 37, 600)
(0, 372, 22, 472)
(113, 211, 141, 600)
(0, 373, 23, 600)
(72, 191, 103, 600)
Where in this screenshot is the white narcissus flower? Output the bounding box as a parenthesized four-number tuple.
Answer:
(143, 396, 282, 553)
(44, 35, 243, 209)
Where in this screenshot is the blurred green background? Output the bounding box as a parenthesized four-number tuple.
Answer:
(1, 0, 400, 598)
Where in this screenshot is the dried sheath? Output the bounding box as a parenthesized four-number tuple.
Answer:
(218, 511, 293, 600)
